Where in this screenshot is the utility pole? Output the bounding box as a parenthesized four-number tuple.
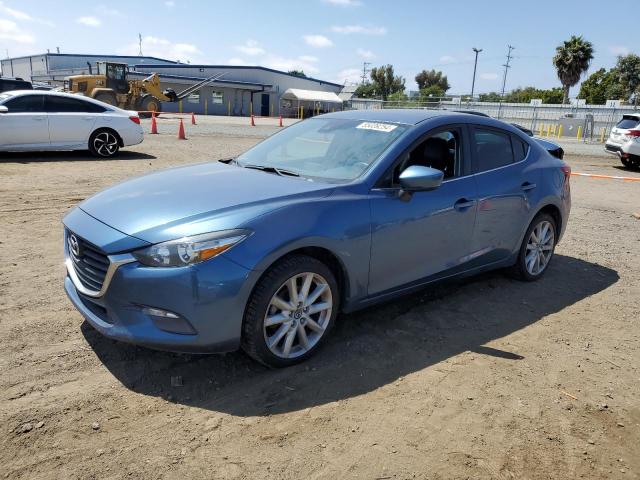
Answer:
(138, 33, 143, 56)
(500, 45, 515, 98)
(470, 47, 482, 101)
(360, 61, 371, 85)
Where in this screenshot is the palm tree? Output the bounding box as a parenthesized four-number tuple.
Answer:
(553, 35, 594, 104)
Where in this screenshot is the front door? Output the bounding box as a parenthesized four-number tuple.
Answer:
(368, 126, 478, 295)
(261, 94, 270, 117)
(0, 94, 49, 149)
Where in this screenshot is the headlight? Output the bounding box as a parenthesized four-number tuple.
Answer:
(133, 229, 250, 267)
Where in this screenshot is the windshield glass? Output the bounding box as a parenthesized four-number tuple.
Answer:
(236, 118, 408, 182)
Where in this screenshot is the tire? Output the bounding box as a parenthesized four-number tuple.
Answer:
(138, 95, 162, 118)
(620, 156, 631, 168)
(88, 129, 120, 158)
(241, 254, 340, 367)
(510, 213, 557, 281)
(93, 91, 117, 107)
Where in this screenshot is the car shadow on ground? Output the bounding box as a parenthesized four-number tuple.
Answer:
(0, 150, 155, 163)
(82, 254, 618, 416)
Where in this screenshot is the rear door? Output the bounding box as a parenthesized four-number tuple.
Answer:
(469, 126, 537, 264)
(45, 96, 105, 148)
(0, 94, 49, 149)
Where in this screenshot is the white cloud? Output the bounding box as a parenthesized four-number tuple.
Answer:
(439, 55, 457, 64)
(165, 0, 175, 6)
(480, 73, 498, 80)
(323, 0, 362, 6)
(227, 57, 248, 65)
(76, 16, 101, 27)
(119, 36, 203, 62)
(332, 68, 362, 85)
(609, 45, 630, 56)
(303, 34, 333, 48)
(0, 1, 54, 26)
(0, 18, 35, 44)
(331, 24, 386, 35)
(235, 39, 265, 56)
(263, 55, 319, 74)
(96, 5, 123, 16)
(356, 48, 375, 59)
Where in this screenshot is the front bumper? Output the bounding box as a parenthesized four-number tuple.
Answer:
(64, 211, 257, 353)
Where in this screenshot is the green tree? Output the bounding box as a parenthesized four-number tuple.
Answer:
(478, 92, 502, 102)
(418, 85, 446, 102)
(414, 69, 450, 92)
(354, 82, 377, 99)
(552, 35, 595, 104)
(387, 91, 409, 103)
(616, 54, 640, 105)
(578, 68, 625, 105)
(504, 86, 563, 104)
(369, 64, 405, 100)
(287, 70, 306, 78)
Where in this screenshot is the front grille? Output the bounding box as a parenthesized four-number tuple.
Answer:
(67, 230, 110, 292)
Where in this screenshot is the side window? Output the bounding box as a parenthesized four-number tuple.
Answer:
(4, 95, 45, 112)
(473, 128, 514, 172)
(511, 135, 529, 162)
(392, 128, 461, 184)
(46, 96, 105, 113)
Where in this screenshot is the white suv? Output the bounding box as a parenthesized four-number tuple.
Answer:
(605, 114, 640, 169)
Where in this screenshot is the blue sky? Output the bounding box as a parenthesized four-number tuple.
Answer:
(1, 0, 637, 95)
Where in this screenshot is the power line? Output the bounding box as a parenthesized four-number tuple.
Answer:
(360, 61, 371, 84)
(500, 45, 515, 98)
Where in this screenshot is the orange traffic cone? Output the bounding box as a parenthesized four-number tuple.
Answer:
(250, 114, 255, 127)
(150, 112, 158, 134)
(177, 118, 186, 140)
(278, 115, 283, 127)
(191, 112, 196, 125)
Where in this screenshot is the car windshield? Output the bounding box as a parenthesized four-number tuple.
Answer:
(236, 118, 409, 182)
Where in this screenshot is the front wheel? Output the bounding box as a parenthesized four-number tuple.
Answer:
(511, 213, 557, 281)
(89, 130, 120, 158)
(242, 255, 339, 367)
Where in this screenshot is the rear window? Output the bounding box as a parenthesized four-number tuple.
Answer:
(473, 128, 514, 172)
(616, 117, 640, 129)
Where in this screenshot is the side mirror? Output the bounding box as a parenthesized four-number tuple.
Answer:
(0, 105, 8, 113)
(399, 165, 443, 192)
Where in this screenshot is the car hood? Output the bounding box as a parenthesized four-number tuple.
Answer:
(79, 161, 334, 244)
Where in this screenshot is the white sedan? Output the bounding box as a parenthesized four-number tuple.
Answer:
(0, 90, 143, 158)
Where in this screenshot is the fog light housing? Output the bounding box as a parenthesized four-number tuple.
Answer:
(142, 307, 197, 335)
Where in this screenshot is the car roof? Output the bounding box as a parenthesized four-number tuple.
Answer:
(321, 108, 452, 125)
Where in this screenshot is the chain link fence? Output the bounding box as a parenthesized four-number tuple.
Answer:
(346, 98, 640, 142)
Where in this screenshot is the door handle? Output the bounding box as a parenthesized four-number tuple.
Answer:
(83, 117, 94, 120)
(454, 199, 476, 211)
(521, 182, 536, 191)
(32, 117, 45, 121)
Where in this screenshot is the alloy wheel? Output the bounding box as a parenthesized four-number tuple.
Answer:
(93, 132, 119, 157)
(263, 272, 333, 359)
(525, 220, 555, 276)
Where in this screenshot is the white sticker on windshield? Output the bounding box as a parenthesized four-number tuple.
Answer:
(356, 122, 398, 133)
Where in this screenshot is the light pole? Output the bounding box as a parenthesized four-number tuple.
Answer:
(470, 47, 482, 101)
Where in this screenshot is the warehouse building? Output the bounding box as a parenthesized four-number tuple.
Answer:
(0, 53, 344, 117)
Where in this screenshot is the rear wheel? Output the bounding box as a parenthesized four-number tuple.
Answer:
(89, 129, 120, 158)
(242, 255, 339, 367)
(138, 95, 161, 118)
(93, 91, 117, 107)
(510, 213, 556, 281)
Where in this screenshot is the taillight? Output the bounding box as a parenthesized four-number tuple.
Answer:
(627, 129, 640, 137)
(129, 116, 140, 124)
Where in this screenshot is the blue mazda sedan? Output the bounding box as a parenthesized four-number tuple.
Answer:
(64, 110, 571, 367)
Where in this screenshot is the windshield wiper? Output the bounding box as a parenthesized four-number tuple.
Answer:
(242, 164, 301, 177)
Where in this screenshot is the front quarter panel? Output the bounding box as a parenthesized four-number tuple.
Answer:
(222, 186, 372, 306)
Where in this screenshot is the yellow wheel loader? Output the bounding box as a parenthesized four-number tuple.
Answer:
(65, 62, 224, 117)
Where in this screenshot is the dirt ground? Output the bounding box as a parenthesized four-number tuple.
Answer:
(1, 122, 639, 480)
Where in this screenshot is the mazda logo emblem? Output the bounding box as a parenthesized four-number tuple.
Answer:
(68, 234, 81, 257)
